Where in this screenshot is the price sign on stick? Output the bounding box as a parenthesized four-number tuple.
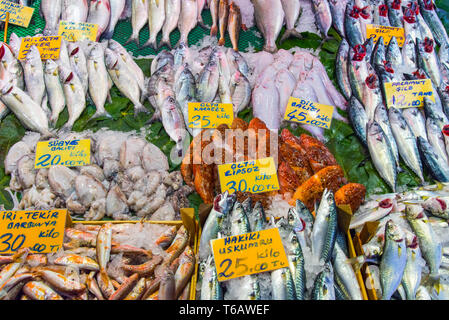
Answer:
(0, 209, 67, 254)
(218, 157, 280, 194)
(211, 228, 289, 281)
(35, 139, 91, 169)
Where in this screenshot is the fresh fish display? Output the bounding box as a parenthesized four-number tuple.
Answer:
(0, 223, 193, 300)
(4, 129, 191, 221)
(198, 191, 364, 300)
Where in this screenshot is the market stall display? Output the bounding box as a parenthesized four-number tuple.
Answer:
(0, 0, 447, 302)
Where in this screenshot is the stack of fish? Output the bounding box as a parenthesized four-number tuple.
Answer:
(0, 34, 149, 135)
(349, 183, 449, 300)
(197, 191, 364, 300)
(209, 0, 243, 51)
(252, 48, 348, 137)
(148, 44, 251, 152)
(0, 223, 195, 300)
(337, 0, 449, 190)
(4, 129, 192, 221)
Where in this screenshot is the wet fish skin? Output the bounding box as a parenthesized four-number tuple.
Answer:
(68, 42, 89, 96)
(143, 0, 166, 50)
(287, 232, 306, 300)
(227, 2, 241, 51)
(126, 0, 149, 46)
(23, 46, 48, 115)
(328, 0, 346, 38)
(62, 0, 89, 23)
(312, 0, 332, 38)
(386, 36, 402, 70)
(41, 0, 63, 36)
(388, 107, 424, 183)
(271, 267, 296, 300)
(402, 107, 427, 141)
(58, 65, 86, 132)
(87, 0, 112, 41)
(367, 120, 397, 192)
(210, 0, 219, 37)
(344, 3, 364, 48)
(160, 95, 187, 157)
(406, 204, 442, 275)
(312, 262, 335, 300)
(230, 70, 251, 114)
(333, 242, 363, 300)
(380, 220, 407, 300)
(336, 39, 352, 100)
(348, 96, 368, 146)
(417, 136, 449, 183)
(374, 103, 400, 168)
(200, 256, 223, 300)
(43, 59, 65, 127)
(23, 281, 63, 300)
(160, 0, 181, 49)
(87, 43, 111, 119)
(401, 235, 423, 300)
(416, 37, 442, 87)
(218, 0, 229, 46)
(177, 0, 198, 46)
(418, 0, 449, 46)
(103, 0, 127, 40)
(280, 0, 302, 43)
(252, 0, 284, 53)
(426, 116, 449, 165)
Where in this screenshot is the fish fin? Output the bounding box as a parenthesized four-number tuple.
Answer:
(124, 35, 139, 46)
(159, 39, 172, 50)
(210, 26, 218, 37)
(91, 109, 112, 120)
(280, 29, 303, 44)
(140, 39, 158, 51)
(263, 43, 278, 53)
(134, 104, 149, 117)
(198, 20, 210, 30)
(218, 38, 225, 46)
(101, 30, 114, 41)
(107, 91, 112, 104)
(147, 109, 161, 124)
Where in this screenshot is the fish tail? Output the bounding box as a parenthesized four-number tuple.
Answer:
(198, 20, 209, 30)
(280, 29, 302, 43)
(124, 34, 139, 46)
(147, 109, 161, 124)
(59, 122, 73, 134)
(218, 37, 225, 46)
(159, 39, 172, 50)
(91, 109, 112, 120)
(102, 30, 115, 40)
(140, 39, 157, 50)
(210, 25, 218, 37)
(134, 104, 149, 117)
(263, 43, 278, 53)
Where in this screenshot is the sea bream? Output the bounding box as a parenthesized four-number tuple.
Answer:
(59, 65, 86, 132)
(126, 0, 149, 45)
(87, 0, 112, 41)
(41, 0, 63, 36)
(61, 0, 89, 23)
(43, 60, 66, 126)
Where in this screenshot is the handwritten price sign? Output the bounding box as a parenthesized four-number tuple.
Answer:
(284, 97, 334, 129)
(18, 36, 62, 61)
(366, 24, 405, 47)
(35, 139, 91, 169)
(188, 102, 234, 129)
(58, 21, 98, 42)
(0, 209, 67, 254)
(0, 0, 34, 27)
(384, 79, 435, 109)
(218, 157, 280, 194)
(211, 228, 289, 281)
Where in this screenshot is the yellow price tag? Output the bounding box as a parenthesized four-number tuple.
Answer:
(34, 139, 91, 169)
(0, 0, 34, 27)
(218, 157, 280, 194)
(188, 102, 234, 129)
(211, 228, 289, 281)
(18, 36, 62, 61)
(384, 79, 435, 109)
(0, 209, 67, 254)
(366, 24, 405, 47)
(58, 21, 99, 42)
(284, 97, 334, 129)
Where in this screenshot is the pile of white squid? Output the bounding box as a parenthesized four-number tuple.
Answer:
(3, 129, 192, 221)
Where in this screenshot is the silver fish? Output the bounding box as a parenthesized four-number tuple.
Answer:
(402, 107, 427, 141)
(59, 65, 86, 131)
(252, 0, 284, 53)
(103, 0, 127, 39)
(68, 42, 89, 95)
(87, 44, 111, 119)
(312, 0, 332, 38)
(401, 235, 423, 300)
(44, 60, 66, 126)
(23, 46, 48, 115)
(160, 0, 181, 49)
(374, 103, 400, 168)
(143, 0, 166, 50)
(177, 0, 198, 46)
(87, 0, 112, 41)
(126, 0, 149, 45)
(62, 0, 89, 23)
(41, 0, 63, 36)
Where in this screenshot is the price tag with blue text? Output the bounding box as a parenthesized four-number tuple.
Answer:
(188, 102, 234, 129)
(284, 97, 334, 129)
(0, 0, 34, 27)
(0, 209, 67, 254)
(34, 139, 91, 169)
(218, 157, 280, 194)
(385, 79, 435, 109)
(211, 228, 289, 281)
